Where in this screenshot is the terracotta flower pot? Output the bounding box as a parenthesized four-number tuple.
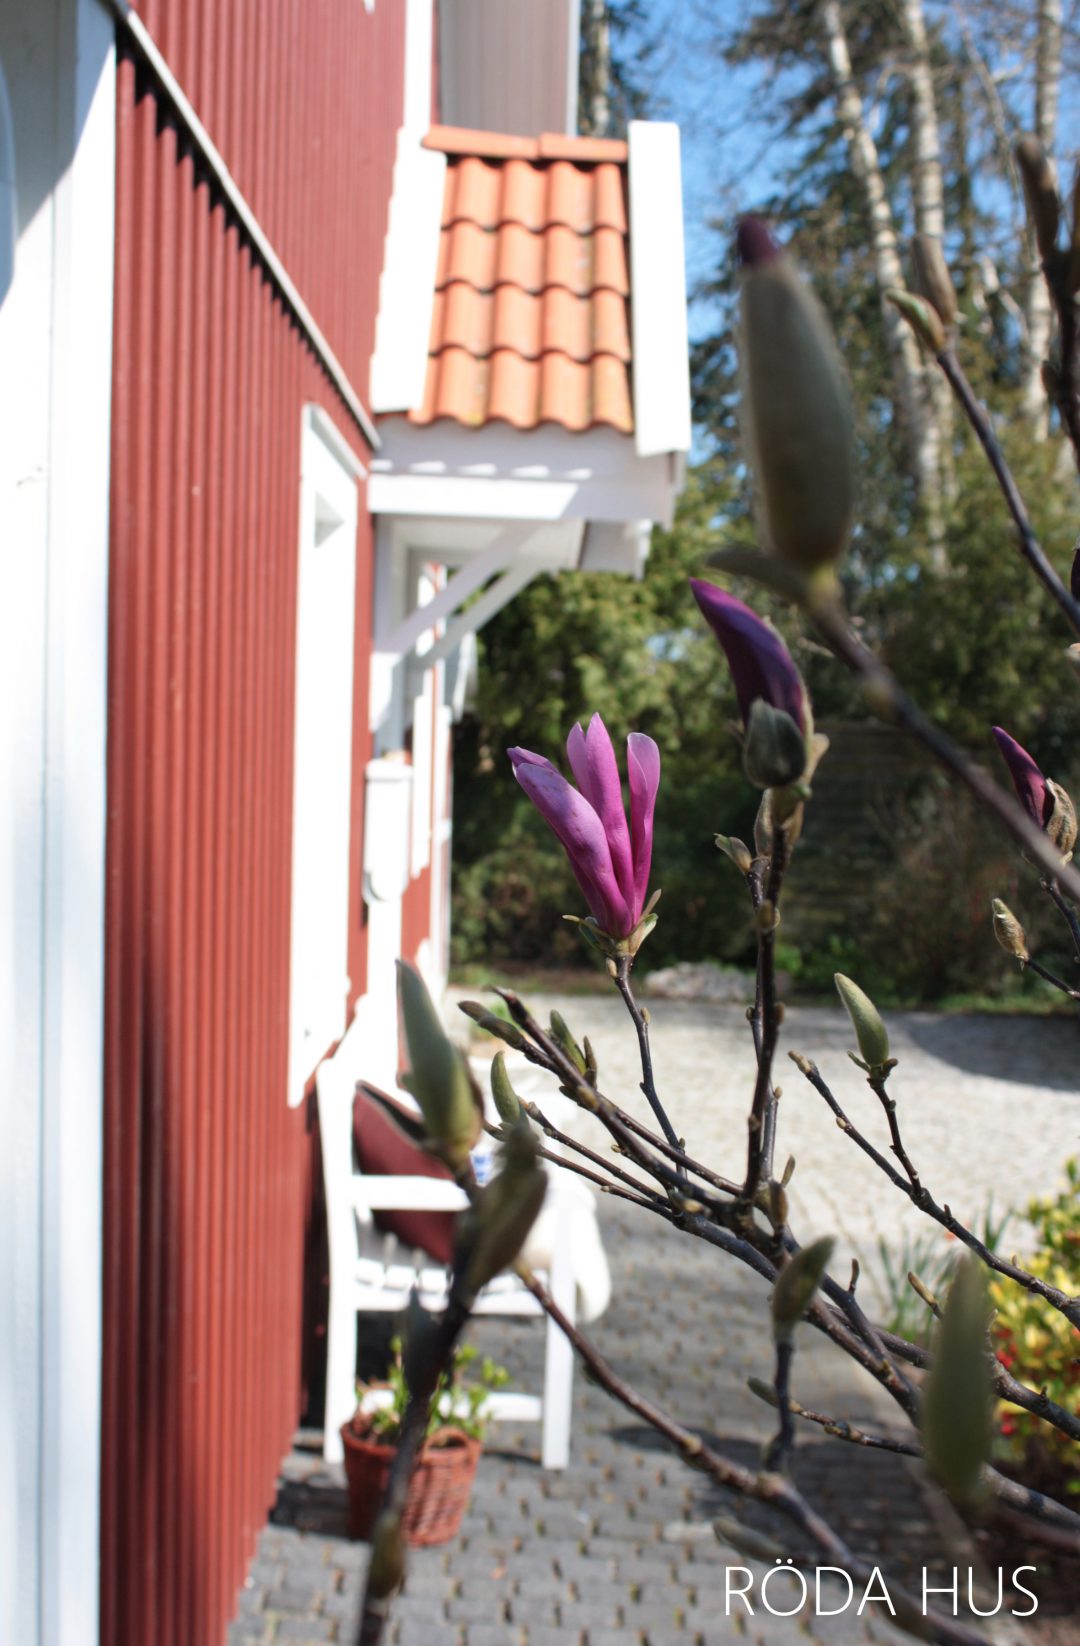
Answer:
(340, 1414, 481, 1546)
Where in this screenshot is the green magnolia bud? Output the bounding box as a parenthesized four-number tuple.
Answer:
(885, 287, 945, 354)
(490, 1052, 523, 1127)
(1015, 134, 1061, 260)
(458, 1000, 527, 1051)
(739, 240, 854, 572)
(461, 1123, 547, 1295)
(367, 1510, 407, 1598)
(583, 1035, 599, 1085)
(397, 961, 482, 1171)
(743, 699, 808, 790)
(911, 234, 957, 326)
(549, 1010, 587, 1075)
(715, 834, 754, 874)
(1046, 779, 1078, 858)
(771, 1236, 835, 1343)
(991, 898, 1029, 963)
(922, 1255, 993, 1506)
(833, 974, 890, 1072)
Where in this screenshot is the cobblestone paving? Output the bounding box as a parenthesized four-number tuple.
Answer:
(228, 999, 1078, 1646)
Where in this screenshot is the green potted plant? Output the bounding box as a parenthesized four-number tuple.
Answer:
(340, 1339, 509, 1544)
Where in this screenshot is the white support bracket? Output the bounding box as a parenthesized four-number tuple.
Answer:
(420, 560, 540, 672)
(375, 522, 536, 662)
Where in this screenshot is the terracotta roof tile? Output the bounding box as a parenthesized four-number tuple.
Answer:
(408, 131, 635, 434)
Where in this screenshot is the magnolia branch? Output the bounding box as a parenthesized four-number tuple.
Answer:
(790, 1052, 1080, 1336)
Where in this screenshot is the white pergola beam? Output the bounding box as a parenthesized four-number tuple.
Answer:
(422, 561, 540, 671)
(375, 523, 533, 658)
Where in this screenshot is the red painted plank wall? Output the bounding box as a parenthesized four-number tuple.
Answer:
(101, 8, 404, 1644)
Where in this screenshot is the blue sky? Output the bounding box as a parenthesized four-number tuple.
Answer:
(620, 0, 1080, 346)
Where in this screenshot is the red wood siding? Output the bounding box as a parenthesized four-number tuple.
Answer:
(101, 7, 403, 1643)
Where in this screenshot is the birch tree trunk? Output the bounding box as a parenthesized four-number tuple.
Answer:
(1021, 0, 1062, 429)
(817, 0, 944, 540)
(580, 0, 612, 138)
(898, 0, 953, 499)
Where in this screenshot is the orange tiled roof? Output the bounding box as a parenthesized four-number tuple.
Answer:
(409, 127, 634, 434)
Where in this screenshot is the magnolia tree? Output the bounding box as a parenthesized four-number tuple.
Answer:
(355, 140, 1080, 1646)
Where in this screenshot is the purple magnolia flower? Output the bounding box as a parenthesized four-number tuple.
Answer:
(690, 579, 807, 734)
(508, 716, 660, 939)
(992, 727, 1052, 827)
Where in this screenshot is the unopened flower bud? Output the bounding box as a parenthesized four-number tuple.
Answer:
(737, 218, 854, 573)
(461, 1123, 547, 1295)
(397, 961, 482, 1171)
(991, 898, 1029, 962)
(715, 834, 754, 874)
(583, 1035, 599, 1085)
(885, 288, 946, 354)
(834, 974, 890, 1072)
(922, 1255, 993, 1506)
(549, 1010, 587, 1075)
(754, 791, 775, 859)
(458, 1000, 527, 1051)
(911, 234, 957, 327)
(489, 1052, 523, 1127)
(1066, 643, 1080, 680)
(771, 1236, 835, 1343)
(743, 699, 808, 790)
(1015, 134, 1061, 260)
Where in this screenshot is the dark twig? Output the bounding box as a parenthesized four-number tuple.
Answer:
(936, 347, 1080, 638)
(764, 1338, 796, 1470)
(1025, 955, 1080, 999)
(518, 1104, 668, 1208)
(868, 1072, 923, 1191)
(808, 599, 1080, 905)
(791, 1053, 1080, 1335)
(612, 955, 684, 1164)
(1042, 878, 1080, 963)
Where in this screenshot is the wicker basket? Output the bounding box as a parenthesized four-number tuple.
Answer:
(340, 1417, 481, 1545)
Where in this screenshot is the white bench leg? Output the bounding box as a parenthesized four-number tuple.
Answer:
(541, 1208, 575, 1469)
(323, 1285, 358, 1464)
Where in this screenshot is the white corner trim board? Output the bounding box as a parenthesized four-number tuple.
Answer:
(369, 132, 446, 414)
(103, 0, 380, 450)
(627, 121, 692, 461)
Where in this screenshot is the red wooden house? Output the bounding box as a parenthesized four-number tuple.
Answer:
(0, 3, 689, 1645)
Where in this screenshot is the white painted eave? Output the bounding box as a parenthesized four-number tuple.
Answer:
(369, 422, 681, 530)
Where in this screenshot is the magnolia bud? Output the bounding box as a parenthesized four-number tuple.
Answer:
(549, 1010, 587, 1075)
(738, 221, 854, 572)
(461, 1124, 547, 1295)
(743, 699, 808, 790)
(1015, 134, 1060, 260)
(922, 1255, 993, 1506)
(771, 1236, 835, 1343)
(715, 833, 754, 874)
(397, 961, 482, 1171)
(754, 791, 775, 859)
(834, 974, 890, 1073)
(1046, 779, 1078, 857)
(583, 1035, 599, 1085)
(1066, 643, 1080, 681)
(911, 234, 957, 326)
(490, 1052, 523, 1127)
(991, 898, 1029, 962)
(885, 287, 945, 354)
(458, 1000, 527, 1051)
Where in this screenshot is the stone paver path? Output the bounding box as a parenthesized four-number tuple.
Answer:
(228, 999, 1078, 1646)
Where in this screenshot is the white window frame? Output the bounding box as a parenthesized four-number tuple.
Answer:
(287, 410, 362, 1107)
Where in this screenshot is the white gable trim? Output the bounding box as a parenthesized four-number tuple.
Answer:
(627, 121, 692, 459)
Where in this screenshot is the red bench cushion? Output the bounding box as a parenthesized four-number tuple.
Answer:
(351, 1087, 456, 1265)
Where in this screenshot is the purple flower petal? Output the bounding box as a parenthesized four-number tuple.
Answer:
(627, 733, 660, 923)
(992, 727, 1052, 827)
(511, 756, 632, 937)
(690, 580, 806, 733)
(574, 715, 635, 909)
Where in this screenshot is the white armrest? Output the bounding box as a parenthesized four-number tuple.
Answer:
(352, 1175, 469, 1213)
